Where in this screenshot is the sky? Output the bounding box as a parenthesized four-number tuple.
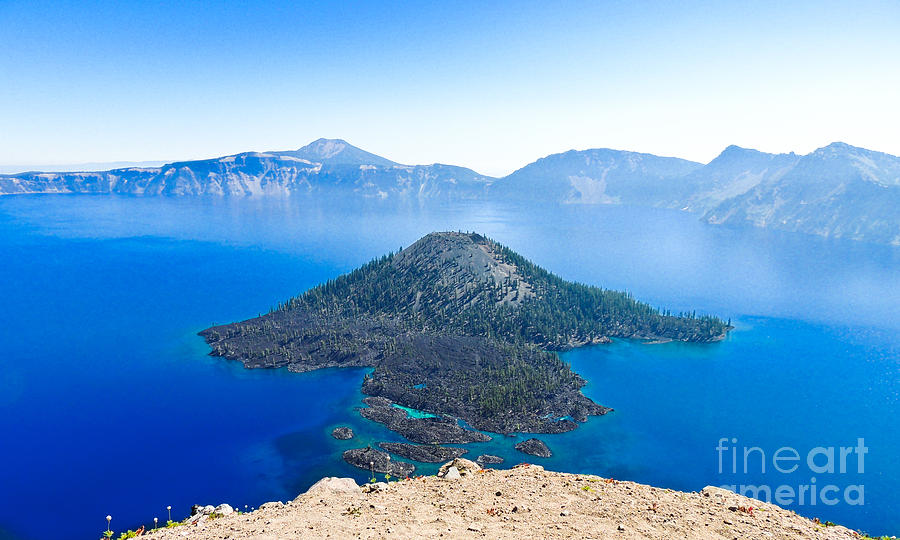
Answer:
(1, 0, 899, 176)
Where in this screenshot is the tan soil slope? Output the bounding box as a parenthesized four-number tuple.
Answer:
(146, 461, 859, 539)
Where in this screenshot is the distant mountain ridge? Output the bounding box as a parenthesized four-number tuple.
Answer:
(671, 145, 800, 212)
(0, 160, 169, 174)
(491, 148, 702, 205)
(0, 139, 491, 199)
(703, 142, 900, 245)
(2, 138, 898, 245)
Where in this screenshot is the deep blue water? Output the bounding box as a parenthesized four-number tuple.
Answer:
(0, 195, 897, 539)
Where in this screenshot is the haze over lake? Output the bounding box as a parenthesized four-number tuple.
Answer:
(0, 195, 897, 539)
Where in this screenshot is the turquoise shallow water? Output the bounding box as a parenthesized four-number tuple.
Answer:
(0, 195, 897, 539)
(391, 404, 438, 419)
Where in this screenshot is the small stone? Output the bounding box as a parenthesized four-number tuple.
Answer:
(467, 523, 482, 532)
(362, 481, 389, 493)
(438, 458, 482, 477)
(560, 510, 570, 516)
(701, 486, 733, 502)
(215, 503, 234, 515)
(259, 501, 284, 510)
(617, 525, 625, 531)
(201, 505, 216, 515)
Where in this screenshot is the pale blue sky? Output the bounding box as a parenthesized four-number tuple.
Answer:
(1, 0, 898, 175)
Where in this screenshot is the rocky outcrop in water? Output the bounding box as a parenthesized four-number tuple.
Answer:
(515, 438, 552, 458)
(331, 426, 354, 440)
(476, 454, 504, 465)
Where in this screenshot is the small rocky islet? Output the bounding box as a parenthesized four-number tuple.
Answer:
(331, 426, 354, 440)
(476, 454, 504, 465)
(515, 438, 552, 458)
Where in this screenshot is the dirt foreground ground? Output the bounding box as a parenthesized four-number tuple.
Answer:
(145, 459, 862, 539)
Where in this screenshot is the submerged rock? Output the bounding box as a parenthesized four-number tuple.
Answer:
(342, 446, 416, 477)
(378, 442, 468, 463)
(515, 438, 552, 458)
(331, 426, 354, 440)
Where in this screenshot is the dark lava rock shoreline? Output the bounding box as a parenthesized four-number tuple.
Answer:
(359, 397, 491, 445)
(342, 446, 416, 477)
(378, 442, 468, 463)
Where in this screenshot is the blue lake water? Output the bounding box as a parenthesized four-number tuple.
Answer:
(0, 194, 897, 539)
